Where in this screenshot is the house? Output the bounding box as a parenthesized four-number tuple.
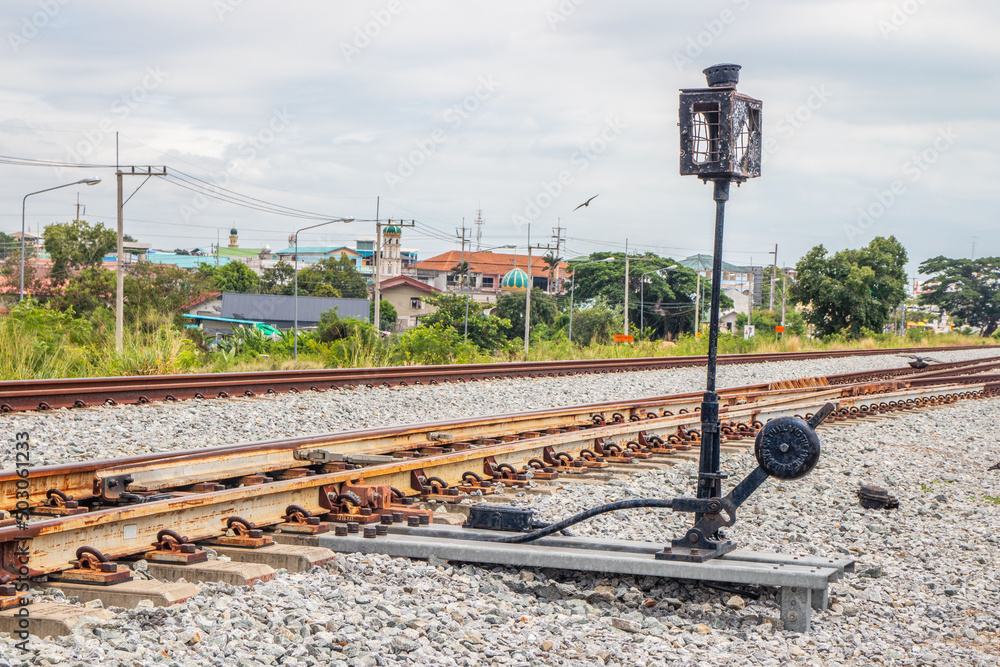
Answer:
(374, 275, 440, 330)
(410, 251, 568, 304)
(273, 245, 364, 267)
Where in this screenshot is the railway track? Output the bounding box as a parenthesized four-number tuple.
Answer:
(1, 356, 998, 588)
(0, 344, 994, 413)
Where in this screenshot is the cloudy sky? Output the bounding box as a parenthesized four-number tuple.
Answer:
(1, 1, 997, 279)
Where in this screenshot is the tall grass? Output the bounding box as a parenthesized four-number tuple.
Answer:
(0, 298, 993, 380)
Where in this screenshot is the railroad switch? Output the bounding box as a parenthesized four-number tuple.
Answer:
(145, 529, 209, 564)
(33, 489, 88, 517)
(53, 547, 132, 586)
(210, 517, 274, 549)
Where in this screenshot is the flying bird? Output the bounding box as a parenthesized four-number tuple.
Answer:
(898, 354, 940, 369)
(573, 195, 599, 211)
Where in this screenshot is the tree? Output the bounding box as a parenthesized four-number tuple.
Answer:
(43, 220, 117, 283)
(449, 261, 471, 287)
(1, 248, 38, 296)
(570, 303, 622, 345)
(918, 256, 1000, 336)
(569, 253, 702, 338)
(260, 260, 296, 295)
(0, 231, 15, 260)
(418, 292, 511, 351)
(213, 261, 258, 293)
(791, 236, 907, 337)
(50, 263, 212, 323)
(495, 288, 558, 338)
(542, 253, 563, 293)
(296, 255, 367, 298)
(370, 299, 398, 331)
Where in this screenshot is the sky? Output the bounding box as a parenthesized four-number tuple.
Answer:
(0, 1, 997, 281)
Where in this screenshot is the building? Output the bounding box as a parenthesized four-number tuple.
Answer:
(410, 251, 567, 304)
(186, 292, 368, 333)
(374, 275, 440, 330)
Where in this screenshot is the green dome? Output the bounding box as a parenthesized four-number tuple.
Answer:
(501, 268, 529, 291)
(383, 225, 402, 236)
(230, 227, 238, 235)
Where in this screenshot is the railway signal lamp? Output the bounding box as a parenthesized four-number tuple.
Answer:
(679, 63, 762, 181)
(656, 63, 823, 562)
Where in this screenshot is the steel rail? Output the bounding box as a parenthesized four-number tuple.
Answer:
(2, 377, 995, 576)
(0, 344, 994, 413)
(4, 355, 1000, 514)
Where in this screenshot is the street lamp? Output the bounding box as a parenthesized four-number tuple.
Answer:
(638, 264, 678, 334)
(20, 178, 101, 301)
(293, 217, 354, 360)
(567, 257, 614, 344)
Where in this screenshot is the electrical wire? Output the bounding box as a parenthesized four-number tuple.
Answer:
(471, 499, 674, 543)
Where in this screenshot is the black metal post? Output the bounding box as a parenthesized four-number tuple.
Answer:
(697, 178, 730, 507)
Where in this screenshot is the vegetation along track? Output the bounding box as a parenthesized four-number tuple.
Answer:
(0, 344, 995, 413)
(0, 356, 998, 584)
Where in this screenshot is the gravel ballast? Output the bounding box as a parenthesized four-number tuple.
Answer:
(1, 349, 999, 666)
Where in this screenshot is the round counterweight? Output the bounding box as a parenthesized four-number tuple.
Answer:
(754, 416, 821, 480)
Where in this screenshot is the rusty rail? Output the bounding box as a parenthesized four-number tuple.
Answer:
(1, 371, 996, 577)
(0, 344, 995, 412)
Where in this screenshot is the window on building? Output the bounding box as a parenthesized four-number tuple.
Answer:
(481, 276, 494, 288)
(411, 297, 422, 309)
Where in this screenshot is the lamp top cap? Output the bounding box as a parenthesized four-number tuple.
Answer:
(702, 63, 741, 87)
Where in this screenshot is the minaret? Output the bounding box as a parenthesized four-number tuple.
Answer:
(382, 221, 403, 277)
(228, 226, 239, 248)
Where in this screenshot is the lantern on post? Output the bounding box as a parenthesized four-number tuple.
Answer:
(661, 64, 764, 562)
(679, 63, 762, 182)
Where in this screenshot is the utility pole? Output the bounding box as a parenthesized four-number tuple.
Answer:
(457, 220, 472, 339)
(624, 239, 630, 337)
(769, 243, 777, 311)
(747, 256, 752, 327)
(781, 272, 787, 332)
(373, 197, 381, 330)
(522, 230, 557, 354)
(74, 193, 84, 223)
(694, 272, 701, 337)
(550, 221, 565, 294)
(114, 161, 167, 350)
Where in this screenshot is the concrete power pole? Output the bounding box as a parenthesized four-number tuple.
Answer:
(373, 197, 381, 330)
(114, 164, 167, 350)
(769, 243, 777, 311)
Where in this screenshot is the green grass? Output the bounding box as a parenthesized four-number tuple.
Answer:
(0, 299, 995, 380)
